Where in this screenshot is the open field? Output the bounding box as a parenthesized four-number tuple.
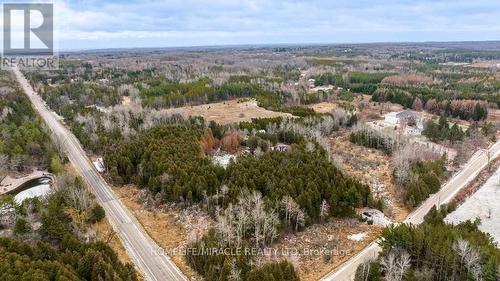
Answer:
(165, 99, 294, 125)
(307, 102, 338, 113)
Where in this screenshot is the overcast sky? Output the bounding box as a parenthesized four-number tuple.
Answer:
(5, 0, 500, 50)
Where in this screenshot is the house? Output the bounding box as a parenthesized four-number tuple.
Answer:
(395, 109, 418, 120)
(383, 110, 424, 134)
(271, 143, 290, 152)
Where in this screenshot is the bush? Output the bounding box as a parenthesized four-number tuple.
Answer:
(49, 156, 64, 174)
(87, 205, 106, 223)
(14, 218, 31, 236)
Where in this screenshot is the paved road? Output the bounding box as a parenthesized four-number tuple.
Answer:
(12, 67, 188, 281)
(321, 141, 500, 281)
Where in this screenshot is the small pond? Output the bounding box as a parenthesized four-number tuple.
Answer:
(9, 177, 52, 204)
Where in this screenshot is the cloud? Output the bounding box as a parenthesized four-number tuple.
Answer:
(5, 0, 500, 49)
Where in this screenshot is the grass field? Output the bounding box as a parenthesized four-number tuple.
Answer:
(166, 99, 294, 124)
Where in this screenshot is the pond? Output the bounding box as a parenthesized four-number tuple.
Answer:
(11, 177, 52, 204)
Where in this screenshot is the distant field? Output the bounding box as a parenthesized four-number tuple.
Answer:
(307, 102, 337, 113)
(166, 99, 294, 125)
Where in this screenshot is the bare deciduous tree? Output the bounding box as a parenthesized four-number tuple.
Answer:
(381, 247, 411, 281)
(454, 238, 482, 281)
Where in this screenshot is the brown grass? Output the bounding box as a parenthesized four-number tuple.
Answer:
(266, 219, 381, 281)
(330, 133, 408, 221)
(307, 102, 337, 113)
(112, 186, 203, 280)
(165, 99, 294, 125)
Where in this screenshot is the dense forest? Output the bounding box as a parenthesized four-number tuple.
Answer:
(104, 121, 373, 220)
(0, 71, 58, 174)
(355, 206, 500, 281)
(41, 82, 120, 121)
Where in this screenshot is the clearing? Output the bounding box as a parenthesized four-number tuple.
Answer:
(165, 99, 294, 125)
(307, 102, 338, 113)
(330, 133, 408, 221)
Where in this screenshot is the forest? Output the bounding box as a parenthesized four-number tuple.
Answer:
(104, 121, 373, 220)
(0, 71, 58, 174)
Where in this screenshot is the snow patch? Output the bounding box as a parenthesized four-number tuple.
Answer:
(212, 154, 236, 169)
(446, 168, 500, 244)
(348, 232, 367, 241)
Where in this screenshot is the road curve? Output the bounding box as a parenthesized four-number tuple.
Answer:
(322, 141, 500, 281)
(12, 67, 188, 281)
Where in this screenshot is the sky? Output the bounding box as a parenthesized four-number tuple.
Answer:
(3, 0, 500, 50)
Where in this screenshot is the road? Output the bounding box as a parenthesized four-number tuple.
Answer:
(321, 141, 500, 281)
(12, 67, 188, 281)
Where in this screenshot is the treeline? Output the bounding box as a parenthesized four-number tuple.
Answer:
(422, 116, 465, 142)
(0, 71, 58, 173)
(355, 207, 500, 281)
(403, 159, 446, 208)
(371, 86, 491, 121)
(349, 126, 401, 154)
(140, 78, 270, 108)
(313, 71, 394, 94)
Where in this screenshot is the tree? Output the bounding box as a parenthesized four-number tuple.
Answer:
(49, 155, 64, 174)
(381, 248, 411, 281)
(88, 205, 106, 223)
(454, 239, 483, 280)
(14, 218, 31, 236)
(412, 97, 423, 111)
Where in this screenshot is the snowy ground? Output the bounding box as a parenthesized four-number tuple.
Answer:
(446, 167, 500, 244)
(348, 232, 367, 241)
(212, 153, 236, 169)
